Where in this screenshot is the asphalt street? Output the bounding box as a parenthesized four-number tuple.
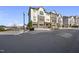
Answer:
(0, 29, 79, 53)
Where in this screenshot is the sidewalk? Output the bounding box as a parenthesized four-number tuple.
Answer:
(59, 27, 79, 30)
(0, 31, 24, 35)
(34, 28, 51, 31)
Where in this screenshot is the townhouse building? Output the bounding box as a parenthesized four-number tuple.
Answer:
(28, 7, 63, 29)
(63, 16, 69, 27)
(28, 7, 79, 29)
(57, 14, 63, 27)
(68, 16, 79, 27)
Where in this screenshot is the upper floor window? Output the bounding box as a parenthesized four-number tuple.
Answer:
(33, 16, 36, 18)
(40, 11, 44, 15)
(33, 19, 36, 21)
(33, 9, 36, 12)
(46, 19, 49, 21)
(33, 16, 36, 21)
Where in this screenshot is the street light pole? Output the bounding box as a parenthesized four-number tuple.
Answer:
(23, 12, 26, 32)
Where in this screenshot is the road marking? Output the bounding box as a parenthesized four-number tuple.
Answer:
(0, 50, 5, 53)
(57, 32, 72, 38)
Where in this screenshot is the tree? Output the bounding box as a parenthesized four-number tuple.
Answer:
(27, 20, 32, 29)
(27, 20, 34, 31)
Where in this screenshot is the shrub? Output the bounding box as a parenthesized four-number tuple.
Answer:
(71, 25, 79, 28)
(29, 27, 34, 31)
(0, 27, 5, 31)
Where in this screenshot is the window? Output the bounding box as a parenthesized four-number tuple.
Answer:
(33, 16, 36, 21)
(40, 16, 44, 21)
(40, 11, 44, 15)
(33, 16, 36, 18)
(33, 19, 36, 21)
(47, 19, 49, 21)
(33, 9, 36, 12)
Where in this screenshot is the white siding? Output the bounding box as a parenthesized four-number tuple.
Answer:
(70, 17, 75, 25)
(68, 17, 71, 25)
(57, 15, 63, 25)
(76, 16, 79, 25)
(37, 7, 45, 16)
(30, 9, 38, 22)
(45, 13, 50, 22)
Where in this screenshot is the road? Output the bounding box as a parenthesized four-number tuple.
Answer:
(0, 29, 79, 53)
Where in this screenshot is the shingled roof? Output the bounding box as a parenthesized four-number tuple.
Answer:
(28, 6, 58, 16)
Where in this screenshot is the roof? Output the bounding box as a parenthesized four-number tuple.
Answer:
(28, 7, 58, 15)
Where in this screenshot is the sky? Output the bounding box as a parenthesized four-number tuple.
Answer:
(0, 6, 29, 26)
(0, 6, 79, 26)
